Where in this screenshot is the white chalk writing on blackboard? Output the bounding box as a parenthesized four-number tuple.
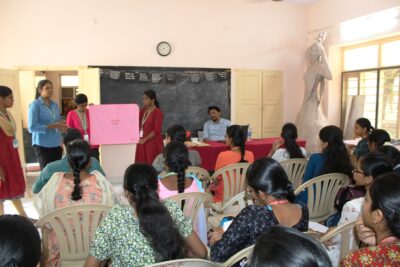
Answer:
(109, 70, 121, 80)
(124, 72, 136, 80)
(151, 73, 163, 83)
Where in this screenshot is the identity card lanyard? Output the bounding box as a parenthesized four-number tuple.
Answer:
(0, 111, 18, 148)
(44, 103, 58, 133)
(76, 110, 89, 142)
(140, 110, 152, 138)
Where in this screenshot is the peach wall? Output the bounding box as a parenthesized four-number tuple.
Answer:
(1, 0, 398, 126)
(0, 0, 309, 123)
(306, 0, 400, 126)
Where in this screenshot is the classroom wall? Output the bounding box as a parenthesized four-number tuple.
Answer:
(306, 0, 400, 126)
(1, 0, 399, 127)
(0, 0, 309, 123)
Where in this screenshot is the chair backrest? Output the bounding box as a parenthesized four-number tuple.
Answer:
(294, 173, 348, 222)
(211, 162, 250, 204)
(186, 166, 211, 190)
(303, 231, 321, 241)
(146, 258, 216, 267)
(36, 204, 112, 266)
(213, 191, 253, 214)
(320, 220, 358, 260)
(280, 158, 308, 189)
(166, 192, 212, 226)
(221, 245, 255, 267)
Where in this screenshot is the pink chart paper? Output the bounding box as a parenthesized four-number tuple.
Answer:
(89, 104, 139, 145)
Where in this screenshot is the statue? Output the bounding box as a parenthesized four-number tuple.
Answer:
(296, 32, 332, 153)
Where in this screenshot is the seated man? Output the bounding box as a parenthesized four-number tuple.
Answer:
(153, 124, 202, 173)
(203, 106, 230, 141)
(32, 128, 105, 193)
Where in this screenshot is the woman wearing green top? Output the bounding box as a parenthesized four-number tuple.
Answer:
(353, 118, 373, 160)
(85, 164, 207, 267)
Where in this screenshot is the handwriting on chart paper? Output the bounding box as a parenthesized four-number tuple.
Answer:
(89, 104, 139, 145)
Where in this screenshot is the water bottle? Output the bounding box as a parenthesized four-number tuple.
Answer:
(247, 126, 252, 141)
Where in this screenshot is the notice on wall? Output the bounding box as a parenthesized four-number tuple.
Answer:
(89, 104, 139, 145)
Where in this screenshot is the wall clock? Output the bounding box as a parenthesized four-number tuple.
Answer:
(157, 41, 171, 56)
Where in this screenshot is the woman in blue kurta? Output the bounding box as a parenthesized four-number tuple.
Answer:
(296, 126, 352, 205)
(28, 80, 67, 170)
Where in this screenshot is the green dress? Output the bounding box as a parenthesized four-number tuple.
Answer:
(353, 138, 369, 160)
(89, 200, 192, 267)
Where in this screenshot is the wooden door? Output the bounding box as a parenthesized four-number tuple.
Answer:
(78, 68, 100, 104)
(18, 71, 36, 128)
(262, 70, 283, 137)
(234, 69, 263, 138)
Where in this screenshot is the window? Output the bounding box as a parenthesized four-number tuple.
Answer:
(342, 37, 400, 138)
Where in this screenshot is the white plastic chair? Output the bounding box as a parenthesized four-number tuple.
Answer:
(294, 173, 348, 222)
(186, 166, 211, 190)
(36, 204, 112, 267)
(320, 220, 358, 260)
(160, 167, 210, 189)
(166, 192, 212, 227)
(220, 245, 254, 267)
(146, 258, 216, 267)
(280, 158, 308, 189)
(207, 191, 253, 229)
(211, 163, 250, 213)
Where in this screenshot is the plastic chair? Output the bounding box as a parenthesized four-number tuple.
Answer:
(36, 204, 112, 267)
(220, 245, 254, 267)
(294, 173, 348, 222)
(160, 167, 210, 189)
(211, 163, 251, 213)
(207, 191, 253, 229)
(186, 166, 211, 190)
(280, 158, 308, 189)
(166, 192, 213, 227)
(146, 258, 216, 267)
(304, 231, 321, 241)
(320, 220, 358, 260)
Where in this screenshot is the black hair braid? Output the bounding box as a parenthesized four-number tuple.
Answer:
(176, 162, 186, 194)
(239, 134, 247, 163)
(70, 166, 82, 200)
(130, 173, 186, 261)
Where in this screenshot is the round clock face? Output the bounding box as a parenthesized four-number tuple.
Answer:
(157, 42, 171, 56)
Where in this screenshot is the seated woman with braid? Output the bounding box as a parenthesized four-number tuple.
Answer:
(158, 141, 206, 244)
(209, 158, 309, 263)
(85, 163, 207, 266)
(34, 140, 117, 266)
(209, 125, 254, 203)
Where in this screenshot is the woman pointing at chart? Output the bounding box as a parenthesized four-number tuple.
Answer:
(135, 90, 164, 164)
(28, 80, 67, 170)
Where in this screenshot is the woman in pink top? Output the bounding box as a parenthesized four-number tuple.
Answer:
(210, 125, 255, 202)
(158, 141, 203, 199)
(66, 93, 100, 160)
(158, 141, 206, 243)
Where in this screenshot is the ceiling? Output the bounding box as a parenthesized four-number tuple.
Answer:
(277, 0, 320, 4)
(247, 0, 320, 5)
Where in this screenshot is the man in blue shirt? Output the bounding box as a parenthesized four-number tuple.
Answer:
(32, 128, 105, 193)
(203, 106, 231, 141)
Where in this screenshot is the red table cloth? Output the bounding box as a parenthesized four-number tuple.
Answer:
(189, 138, 306, 171)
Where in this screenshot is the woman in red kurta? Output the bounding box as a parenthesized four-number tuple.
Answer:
(135, 90, 164, 164)
(66, 93, 100, 160)
(0, 86, 27, 216)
